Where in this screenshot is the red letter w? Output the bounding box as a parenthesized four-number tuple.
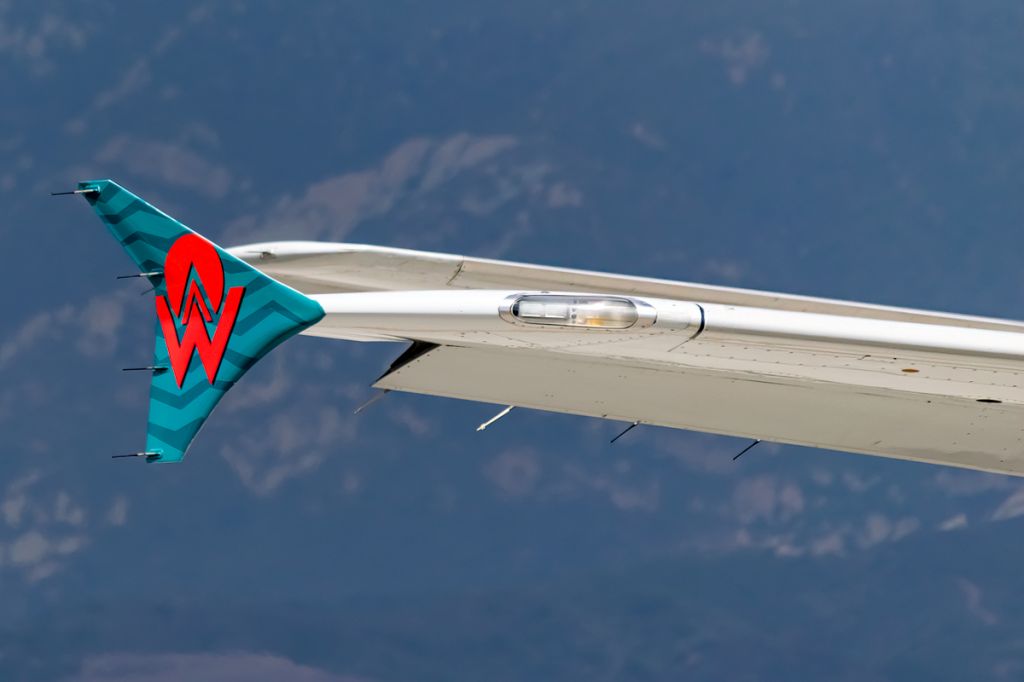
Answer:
(156, 287, 244, 387)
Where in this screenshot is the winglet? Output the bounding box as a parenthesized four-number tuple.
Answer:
(79, 180, 325, 462)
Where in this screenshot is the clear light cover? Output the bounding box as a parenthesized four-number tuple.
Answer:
(509, 295, 640, 329)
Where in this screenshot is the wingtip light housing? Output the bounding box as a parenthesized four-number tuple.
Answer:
(499, 294, 654, 329)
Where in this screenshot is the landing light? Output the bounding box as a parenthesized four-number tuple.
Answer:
(500, 294, 650, 329)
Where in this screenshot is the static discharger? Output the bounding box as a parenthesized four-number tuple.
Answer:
(117, 271, 164, 280)
(354, 389, 390, 415)
(610, 421, 640, 444)
(477, 405, 515, 432)
(50, 188, 100, 196)
(111, 451, 161, 460)
(122, 365, 168, 373)
(732, 439, 762, 461)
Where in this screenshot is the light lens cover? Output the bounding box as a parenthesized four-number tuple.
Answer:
(509, 295, 639, 329)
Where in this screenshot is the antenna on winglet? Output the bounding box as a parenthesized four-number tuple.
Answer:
(732, 439, 762, 461)
(122, 366, 168, 373)
(112, 451, 161, 459)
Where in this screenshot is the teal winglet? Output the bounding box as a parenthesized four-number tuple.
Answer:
(79, 180, 324, 462)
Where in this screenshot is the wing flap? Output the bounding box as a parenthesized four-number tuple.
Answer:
(375, 344, 1024, 476)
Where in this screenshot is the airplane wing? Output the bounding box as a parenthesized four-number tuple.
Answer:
(72, 181, 1024, 475)
(228, 242, 1024, 477)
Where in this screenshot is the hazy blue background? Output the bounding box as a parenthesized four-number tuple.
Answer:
(3, 1, 1024, 680)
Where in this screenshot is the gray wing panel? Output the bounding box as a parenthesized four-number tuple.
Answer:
(374, 344, 1024, 476)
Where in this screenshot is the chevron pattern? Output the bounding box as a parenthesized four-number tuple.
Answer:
(80, 179, 325, 462)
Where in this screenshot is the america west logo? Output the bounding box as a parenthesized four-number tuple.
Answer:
(155, 234, 245, 388)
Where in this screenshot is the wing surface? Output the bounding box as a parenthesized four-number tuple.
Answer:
(230, 241, 1024, 333)
(226, 243, 1024, 476)
(375, 344, 1024, 475)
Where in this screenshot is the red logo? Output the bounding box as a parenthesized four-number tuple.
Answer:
(155, 234, 244, 387)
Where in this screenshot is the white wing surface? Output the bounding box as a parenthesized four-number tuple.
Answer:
(230, 242, 1024, 476)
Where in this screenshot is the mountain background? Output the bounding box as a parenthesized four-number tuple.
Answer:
(3, 1, 1024, 680)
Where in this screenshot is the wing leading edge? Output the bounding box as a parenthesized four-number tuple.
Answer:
(230, 241, 1024, 333)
